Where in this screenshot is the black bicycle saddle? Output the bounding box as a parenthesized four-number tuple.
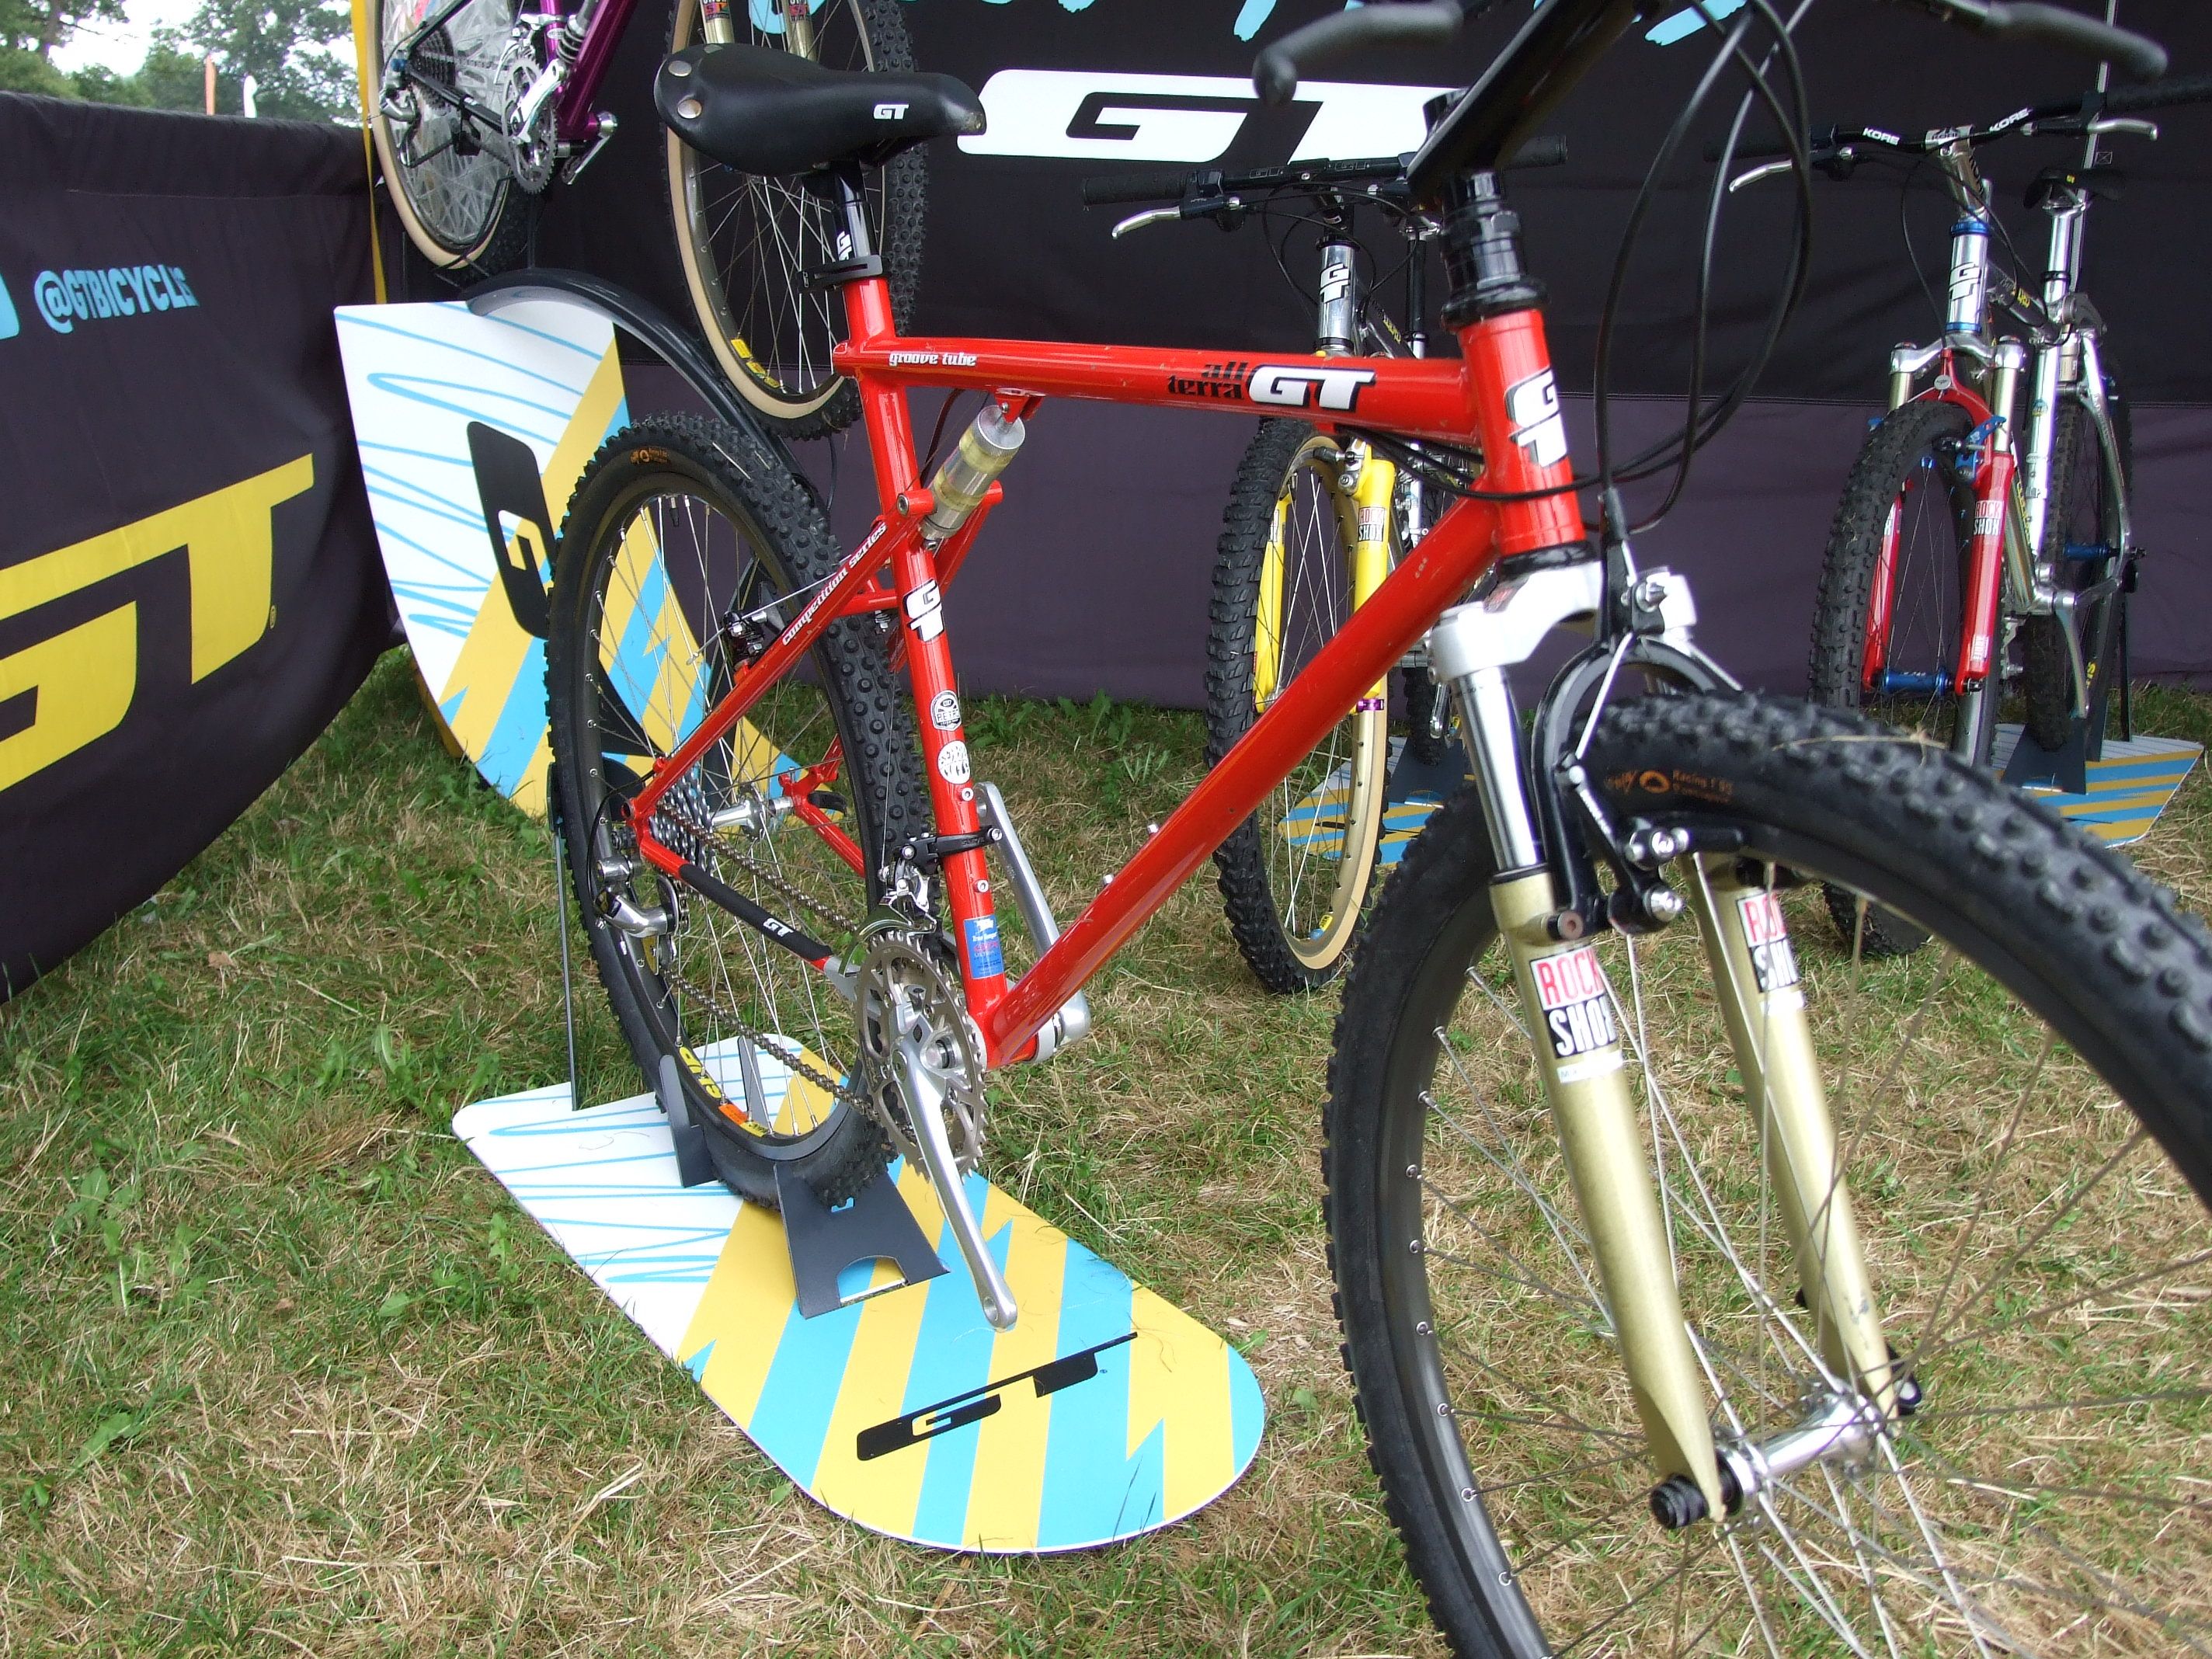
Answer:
(656, 43, 983, 177)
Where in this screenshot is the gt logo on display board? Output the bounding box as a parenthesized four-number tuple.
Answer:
(1531, 945, 1619, 1062)
(960, 70, 1449, 165)
(0, 454, 311, 794)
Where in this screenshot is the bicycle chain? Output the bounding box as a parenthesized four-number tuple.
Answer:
(642, 791, 873, 1112)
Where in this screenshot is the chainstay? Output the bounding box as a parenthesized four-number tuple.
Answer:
(652, 794, 867, 948)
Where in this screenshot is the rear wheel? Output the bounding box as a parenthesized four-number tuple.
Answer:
(370, 0, 534, 273)
(665, 0, 926, 438)
(1328, 691, 2212, 1657)
(2022, 381, 2132, 752)
(545, 413, 927, 1205)
(1207, 421, 1391, 993)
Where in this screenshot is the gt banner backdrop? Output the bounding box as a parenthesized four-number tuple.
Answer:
(0, 96, 388, 996)
(530, 0, 2211, 704)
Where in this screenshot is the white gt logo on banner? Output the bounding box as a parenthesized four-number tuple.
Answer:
(960, 70, 1450, 164)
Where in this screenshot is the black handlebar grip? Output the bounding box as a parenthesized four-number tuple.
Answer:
(1253, 1, 1462, 106)
(1984, 2, 2168, 82)
(1080, 169, 1199, 207)
(2103, 73, 2212, 115)
(1507, 134, 1570, 169)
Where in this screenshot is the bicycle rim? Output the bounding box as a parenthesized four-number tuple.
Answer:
(1335, 697, 2212, 1656)
(1261, 439, 1386, 973)
(666, 0, 909, 427)
(565, 475, 875, 1155)
(374, 0, 516, 259)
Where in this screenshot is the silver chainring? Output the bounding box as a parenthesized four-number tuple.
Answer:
(856, 933, 987, 1174)
(498, 31, 558, 193)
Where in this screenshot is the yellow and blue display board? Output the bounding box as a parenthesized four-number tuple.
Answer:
(453, 1070, 1264, 1552)
(1992, 726, 2203, 845)
(336, 298, 631, 817)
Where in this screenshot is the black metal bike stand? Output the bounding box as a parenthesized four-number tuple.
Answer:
(1999, 665, 2117, 797)
(775, 1160, 946, 1318)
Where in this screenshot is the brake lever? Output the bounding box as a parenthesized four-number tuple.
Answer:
(1727, 158, 1795, 193)
(1111, 207, 1182, 239)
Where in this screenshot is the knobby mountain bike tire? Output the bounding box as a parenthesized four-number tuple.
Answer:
(370, 0, 534, 273)
(544, 413, 927, 1206)
(1327, 690, 2212, 1658)
(2022, 379, 2133, 753)
(1207, 420, 1392, 993)
(665, 0, 926, 438)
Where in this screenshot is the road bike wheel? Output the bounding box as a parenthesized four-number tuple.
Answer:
(1208, 420, 1391, 993)
(1807, 398, 1983, 955)
(665, 0, 925, 439)
(369, 0, 534, 274)
(1327, 690, 2212, 1658)
(545, 412, 927, 1206)
(2022, 381, 2133, 753)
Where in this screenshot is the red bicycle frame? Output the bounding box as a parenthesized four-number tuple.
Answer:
(628, 269, 1586, 1069)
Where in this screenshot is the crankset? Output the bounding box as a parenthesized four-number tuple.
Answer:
(857, 934, 1017, 1330)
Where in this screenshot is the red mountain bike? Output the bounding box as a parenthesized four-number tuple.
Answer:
(547, 2, 2212, 1651)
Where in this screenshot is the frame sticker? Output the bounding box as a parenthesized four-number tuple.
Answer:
(963, 914, 1005, 979)
(930, 690, 963, 731)
(1736, 890, 1800, 996)
(937, 739, 972, 784)
(1531, 945, 1619, 1061)
(1506, 368, 1568, 469)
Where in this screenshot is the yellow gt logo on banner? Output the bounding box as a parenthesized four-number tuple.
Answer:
(0, 454, 312, 795)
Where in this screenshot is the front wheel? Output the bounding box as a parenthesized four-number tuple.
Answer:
(1328, 692, 2212, 1657)
(544, 413, 927, 1206)
(369, 0, 534, 273)
(664, 0, 925, 438)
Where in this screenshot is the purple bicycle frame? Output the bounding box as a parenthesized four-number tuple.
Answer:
(549, 0, 643, 146)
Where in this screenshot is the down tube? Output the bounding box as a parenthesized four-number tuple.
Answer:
(983, 492, 1501, 1064)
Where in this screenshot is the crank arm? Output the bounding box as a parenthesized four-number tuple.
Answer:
(898, 1038, 1017, 1330)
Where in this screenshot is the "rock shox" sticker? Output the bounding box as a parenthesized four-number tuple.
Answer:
(1531, 945, 1619, 1062)
(1736, 890, 1801, 997)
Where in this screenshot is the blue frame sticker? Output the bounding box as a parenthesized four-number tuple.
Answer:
(963, 916, 1005, 979)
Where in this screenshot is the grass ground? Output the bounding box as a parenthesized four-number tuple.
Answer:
(2, 659, 2207, 1656)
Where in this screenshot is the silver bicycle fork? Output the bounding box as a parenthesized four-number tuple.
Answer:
(1424, 568, 1897, 1525)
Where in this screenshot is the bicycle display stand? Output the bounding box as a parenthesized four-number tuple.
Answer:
(451, 1078, 1264, 1553)
(1991, 723, 2203, 845)
(335, 270, 795, 818)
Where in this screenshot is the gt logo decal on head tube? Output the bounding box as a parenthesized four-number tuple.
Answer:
(1506, 369, 1568, 469)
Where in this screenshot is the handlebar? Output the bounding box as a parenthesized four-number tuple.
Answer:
(1252, 0, 1466, 107)
(1937, 1, 2168, 81)
(1707, 74, 2211, 175)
